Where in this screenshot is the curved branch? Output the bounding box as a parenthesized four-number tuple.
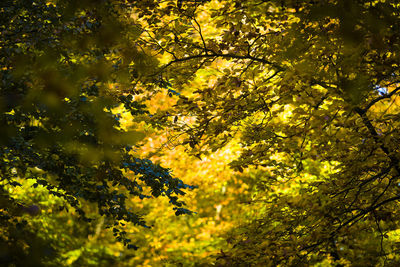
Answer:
(360, 86, 400, 114)
(160, 52, 284, 72)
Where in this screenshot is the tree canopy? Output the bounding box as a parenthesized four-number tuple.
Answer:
(2, 0, 400, 266)
(0, 0, 195, 265)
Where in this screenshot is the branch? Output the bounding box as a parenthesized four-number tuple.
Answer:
(359, 86, 400, 114)
(329, 106, 400, 238)
(192, 17, 208, 54)
(336, 194, 400, 233)
(354, 107, 400, 174)
(160, 52, 284, 71)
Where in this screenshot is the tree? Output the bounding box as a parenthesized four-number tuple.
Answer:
(4, 0, 400, 265)
(0, 0, 195, 265)
(136, 0, 400, 265)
